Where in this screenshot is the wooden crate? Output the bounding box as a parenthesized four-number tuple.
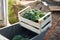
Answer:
(18, 6, 52, 34)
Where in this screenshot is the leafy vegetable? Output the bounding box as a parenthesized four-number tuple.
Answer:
(22, 9, 45, 22)
(12, 35, 29, 40)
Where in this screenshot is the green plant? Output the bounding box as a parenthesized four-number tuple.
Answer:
(8, 0, 25, 24)
(22, 9, 45, 22)
(9, 16, 19, 24)
(12, 35, 29, 40)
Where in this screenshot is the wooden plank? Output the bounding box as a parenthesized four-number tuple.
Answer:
(20, 22, 41, 34)
(20, 16, 40, 28)
(41, 22, 52, 32)
(53, 0, 60, 2)
(49, 6, 60, 11)
(41, 16, 51, 28)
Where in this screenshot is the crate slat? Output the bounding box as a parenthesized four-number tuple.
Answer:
(20, 16, 40, 28)
(41, 15, 51, 28)
(20, 22, 41, 34)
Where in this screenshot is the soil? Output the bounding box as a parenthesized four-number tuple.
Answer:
(26, 1, 50, 12)
(47, 12, 60, 40)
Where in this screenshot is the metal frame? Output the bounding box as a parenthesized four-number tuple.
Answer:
(2, 0, 8, 26)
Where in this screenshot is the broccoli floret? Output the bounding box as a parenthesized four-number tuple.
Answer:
(22, 9, 45, 22)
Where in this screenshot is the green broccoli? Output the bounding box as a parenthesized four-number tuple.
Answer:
(12, 35, 29, 40)
(22, 9, 45, 22)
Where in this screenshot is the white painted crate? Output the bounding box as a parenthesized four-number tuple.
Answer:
(0, 23, 39, 40)
(18, 6, 52, 34)
(0, 34, 9, 40)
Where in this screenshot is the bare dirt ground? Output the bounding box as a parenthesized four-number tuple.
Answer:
(52, 12, 60, 25)
(46, 12, 60, 40)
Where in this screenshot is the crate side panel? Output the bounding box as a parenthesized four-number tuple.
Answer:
(20, 17, 40, 28)
(41, 22, 52, 32)
(41, 15, 51, 28)
(20, 22, 41, 34)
